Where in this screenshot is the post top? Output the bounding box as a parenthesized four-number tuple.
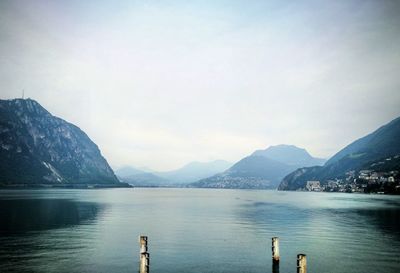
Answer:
(139, 235, 148, 244)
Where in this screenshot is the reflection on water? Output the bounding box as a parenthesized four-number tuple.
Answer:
(0, 196, 103, 273)
(239, 199, 400, 240)
(235, 193, 400, 273)
(0, 199, 101, 234)
(0, 189, 399, 273)
(328, 207, 400, 238)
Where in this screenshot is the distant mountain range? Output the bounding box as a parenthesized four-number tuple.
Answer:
(116, 160, 232, 186)
(5, 99, 396, 192)
(189, 144, 326, 189)
(114, 166, 166, 187)
(117, 171, 170, 187)
(0, 99, 126, 187)
(279, 116, 400, 190)
(114, 166, 147, 177)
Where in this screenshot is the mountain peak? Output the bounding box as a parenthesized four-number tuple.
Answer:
(0, 98, 121, 185)
(252, 144, 325, 166)
(264, 144, 310, 156)
(1, 98, 50, 117)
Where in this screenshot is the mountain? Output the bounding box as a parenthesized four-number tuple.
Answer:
(190, 156, 295, 189)
(115, 160, 232, 186)
(115, 166, 169, 186)
(0, 98, 124, 186)
(252, 144, 325, 166)
(325, 117, 400, 167)
(278, 116, 400, 190)
(115, 166, 146, 177)
(190, 145, 323, 189)
(118, 172, 170, 187)
(156, 160, 233, 184)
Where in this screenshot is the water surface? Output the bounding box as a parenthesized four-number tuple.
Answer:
(0, 188, 399, 273)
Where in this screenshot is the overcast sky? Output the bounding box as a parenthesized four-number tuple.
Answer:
(1, 0, 400, 171)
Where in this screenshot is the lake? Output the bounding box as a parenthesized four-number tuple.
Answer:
(0, 188, 399, 273)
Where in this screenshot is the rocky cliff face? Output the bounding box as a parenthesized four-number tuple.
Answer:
(0, 98, 120, 185)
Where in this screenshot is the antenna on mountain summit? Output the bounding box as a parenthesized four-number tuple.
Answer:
(22, 89, 25, 99)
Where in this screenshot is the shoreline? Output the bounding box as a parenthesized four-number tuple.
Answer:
(0, 183, 132, 189)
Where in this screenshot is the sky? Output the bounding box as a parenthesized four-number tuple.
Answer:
(1, 0, 400, 171)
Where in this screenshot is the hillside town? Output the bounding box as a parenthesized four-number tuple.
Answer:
(304, 155, 400, 194)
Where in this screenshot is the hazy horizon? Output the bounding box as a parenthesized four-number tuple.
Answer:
(1, 0, 400, 171)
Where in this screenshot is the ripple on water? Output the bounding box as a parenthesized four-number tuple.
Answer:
(0, 189, 399, 273)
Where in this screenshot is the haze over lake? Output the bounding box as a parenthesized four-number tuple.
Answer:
(2, 0, 400, 171)
(1, 188, 399, 273)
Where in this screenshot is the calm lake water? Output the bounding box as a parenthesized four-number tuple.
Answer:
(0, 188, 399, 273)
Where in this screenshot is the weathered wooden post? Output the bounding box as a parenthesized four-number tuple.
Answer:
(297, 254, 307, 273)
(272, 237, 280, 263)
(140, 252, 150, 273)
(272, 237, 280, 273)
(139, 235, 149, 273)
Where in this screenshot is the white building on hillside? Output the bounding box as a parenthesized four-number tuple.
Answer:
(306, 181, 321, 191)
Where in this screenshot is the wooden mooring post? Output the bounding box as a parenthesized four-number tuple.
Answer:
(271, 237, 280, 263)
(271, 237, 280, 273)
(136, 234, 306, 273)
(139, 235, 149, 273)
(297, 254, 307, 273)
